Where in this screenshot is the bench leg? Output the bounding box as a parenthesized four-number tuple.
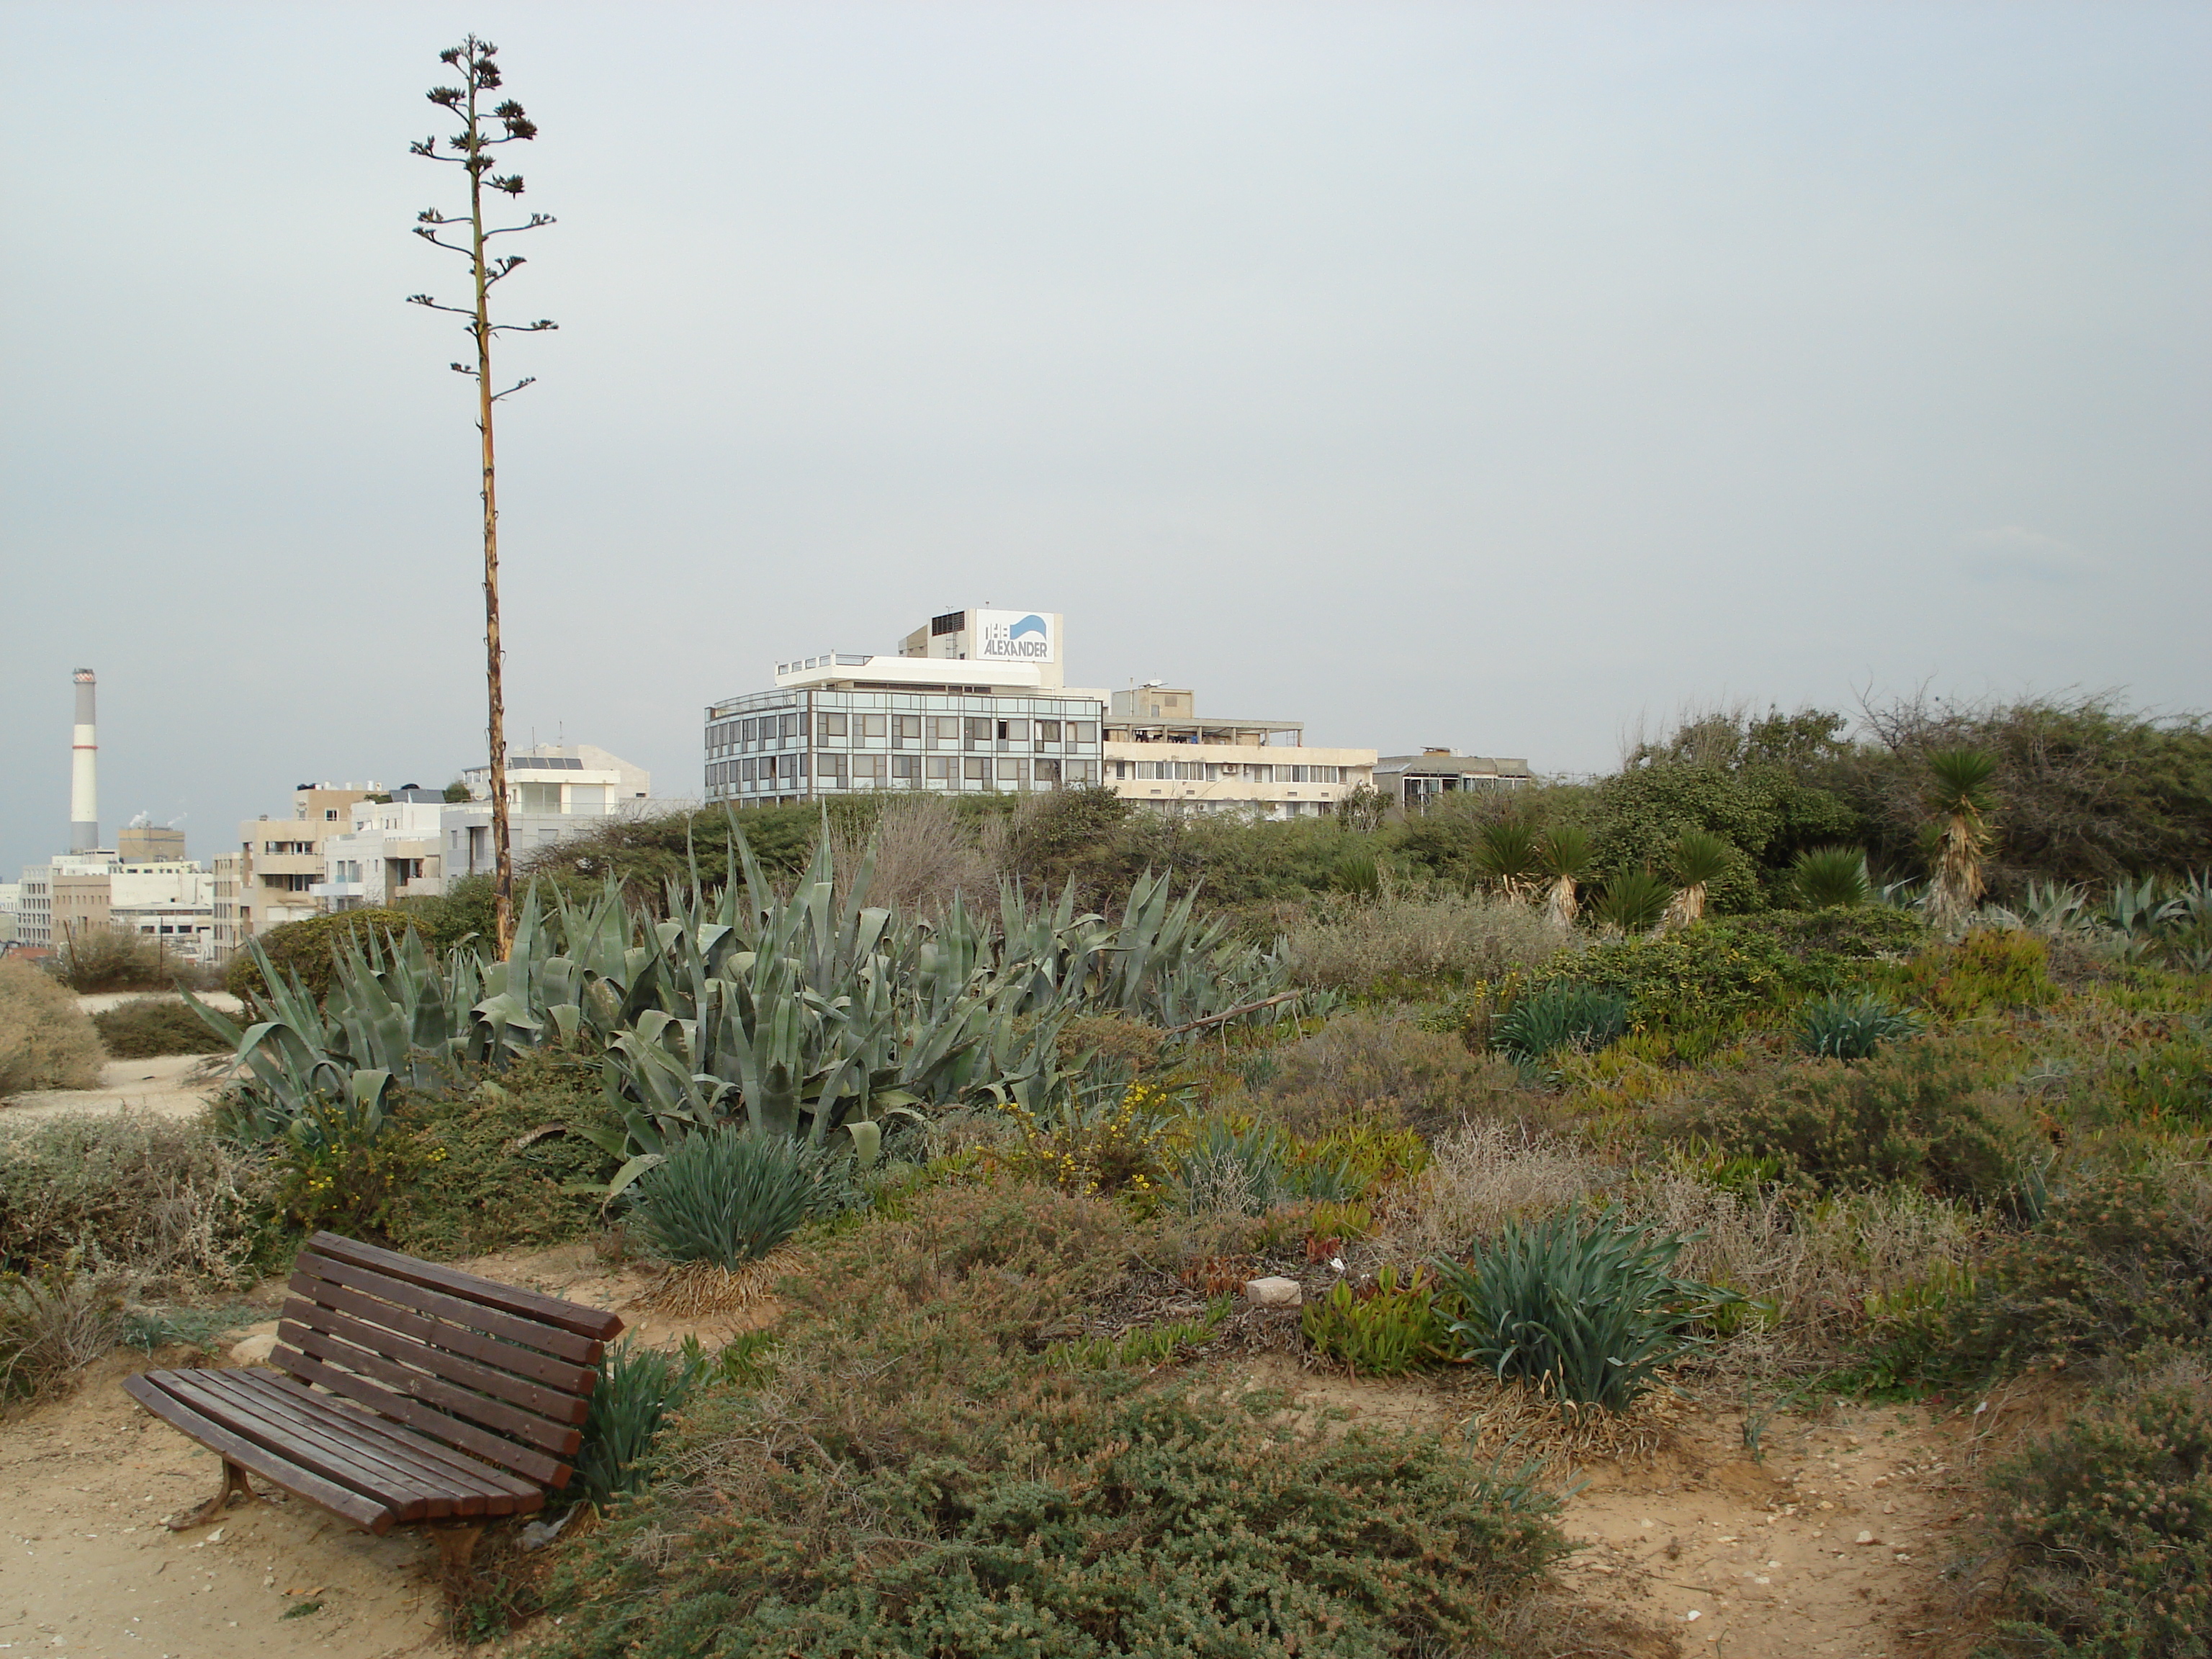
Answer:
(433, 1523, 483, 1578)
(166, 1458, 254, 1532)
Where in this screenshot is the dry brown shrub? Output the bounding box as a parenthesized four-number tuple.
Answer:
(832, 793, 994, 920)
(0, 959, 105, 1097)
(1055, 1013, 1170, 1074)
(0, 1270, 125, 1401)
(1281, 890, 1573, 993)
(1391, 1119, 1603, 1259)
(1258, 1010, 1541, 1138)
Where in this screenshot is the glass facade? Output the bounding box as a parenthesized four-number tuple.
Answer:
(701, 688, 1105, 804)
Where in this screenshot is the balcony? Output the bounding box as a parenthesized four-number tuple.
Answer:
(310, 881, 364, 899)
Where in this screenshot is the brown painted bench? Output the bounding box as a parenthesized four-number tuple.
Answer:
(125, 1231, 624, 1565)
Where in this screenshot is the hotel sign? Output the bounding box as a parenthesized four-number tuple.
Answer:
(971, 610, 1056, 663)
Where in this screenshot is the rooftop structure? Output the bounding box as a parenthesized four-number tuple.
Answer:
(1375, 749, 1534, 806)
(1102, 688, 1376, 819)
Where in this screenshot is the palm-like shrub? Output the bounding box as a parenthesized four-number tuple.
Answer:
(629, 1127, 824, 1266)
(1491, 983, 1629, 1064)
(1792, 845, 1871, 909)
(1537, 827, 1591, 926)
(1796, 992, 1917, 1060)
(1590, 868, 1671, 935)
(1925, 748, 1998, 933)
(1473, 821, 1544, 902)
(1430, 1207, 1737, 1411)
(1665, 830, 1734, 927)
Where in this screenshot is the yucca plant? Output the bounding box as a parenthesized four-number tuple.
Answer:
(1429, 1207, 1738, 1412)
(1664, 830, 1734, 928)
(1589, 868, 1671, 935)
(1537, 826, 1591, 926)
(1473, 821, 1544, 903)
(1925, 747, 1997, 933)
(1791, 845, 1871, 909)
(1796, 993, 1917, 1060)
(629, 1126, 827, 1267)
(1331, 850, 1382, 899)
(1491, 983, 1629, 1064)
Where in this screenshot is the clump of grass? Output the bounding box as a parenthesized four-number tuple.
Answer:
(1431, 1206, 1739, 1412)
(1491, 983, 1629, 1064)
(1395, 1119, 1599, 1260)
(0, 960, 104, 1097)
(629, 1128, 827, 1267)
(1166, 1118, 1359, 1216)
(90, 997, 230, 1059)
(1794, 992, 1917, 1060)
(570, 1336, 717, 1508)
(1, 1268, 124, 1400)
(1281, 889, 1573, 994)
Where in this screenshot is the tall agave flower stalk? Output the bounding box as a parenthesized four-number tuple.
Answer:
(1663, 830, 1733, 929)
(1923, 748, 1997, 934)
(1537, 826, 1591, 926)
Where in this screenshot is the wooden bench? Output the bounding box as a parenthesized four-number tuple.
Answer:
(125, 1231, 624, 1565)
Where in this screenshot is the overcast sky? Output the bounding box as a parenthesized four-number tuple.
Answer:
(3, 1, 2206, 875)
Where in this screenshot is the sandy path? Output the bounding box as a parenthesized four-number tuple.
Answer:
(2, 993, 243, 1123)
(1, 1354, 451, 1659)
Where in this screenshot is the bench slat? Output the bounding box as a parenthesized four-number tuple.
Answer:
(155, 1371, 457, 1521)
(305, 1233, 625, 1341)
(274, 1341, 572, 1486)
(291, 1253, 606, 1367)
(122, 1373, 396, 1534)
(216, 1371, 543, 1507)
(286, 1267, 598, 1394)
(278, 1308, 591, 1427)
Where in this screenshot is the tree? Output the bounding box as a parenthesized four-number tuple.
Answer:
(408, 35, 556, 958)
(1663, 829, 1735, 929)
(1924, 748, 1997, 933)
(1537, 825, 1591, 926)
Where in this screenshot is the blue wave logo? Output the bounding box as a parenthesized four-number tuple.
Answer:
(1010, 614, 1048, 639)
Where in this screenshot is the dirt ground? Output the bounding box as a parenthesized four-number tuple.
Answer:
(4, 992, 243, 1125)
(4, 1244, 2018, 1659)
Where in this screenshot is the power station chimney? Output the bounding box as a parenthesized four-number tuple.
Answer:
(70, 667, 99, 853)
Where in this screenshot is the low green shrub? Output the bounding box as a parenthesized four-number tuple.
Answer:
(543, 1381, 1568, 1659)
(0, 960, 104, 1097)
(1167, 1117, 1361, 1215)
(1590, 868, 1673, 932)
(0, 1110, 265, 1284)
(1668, 1044, 2031, 1202)
(629, 1127, 827, 1267)
(385, 1058, 621, 1259)
(1258, 1012, 1529, 1140)
(1978, 1364, 2211, 1658)
(1879, 927, 2059, 1019)
(1796, 992, 1918, 1060)
(90, 997, 229, 1058)
(1303, 1264, 1445, 1377)
(1429, 1207, 1738, 1411)
(1521, 919, 1835, 1037)
(1952, 1165, 2212, 1375)
(222, 907, 418, 1004)
(1492, 983, 1629, 1063)
(1054, 1298, 1230, 1371)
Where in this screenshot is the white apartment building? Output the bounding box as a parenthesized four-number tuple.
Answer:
(1103, 688, 1377, 819)
(15, 855, 214, 959)
(314, 747, 658, 908)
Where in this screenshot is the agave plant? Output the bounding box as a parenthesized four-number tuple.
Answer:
(1924, 747, 1997, 933)
(1663, 830, 1733, 928)
(1473, 821, 1544, 903)
(1791, 845, 1871, 910)
(1537, 826, 1591, 926)
(1590, 868, 1672, 935)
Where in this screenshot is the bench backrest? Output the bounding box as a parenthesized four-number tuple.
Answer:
(274, 1231, 626, 1493)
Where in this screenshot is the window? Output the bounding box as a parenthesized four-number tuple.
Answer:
(853, 754, 886, 781)
(963, 757, 988, 781)
(1071, 721, 1097, 744)
(999, 719, 1029, 742)
(779, 713, 799, 739)
(997, 758, 1027, 784)
(891, 755, 920, 779)
(1069, 759, 1100, 784)
(893, 714, 922, 741)
(742, 718, 757, 742)
(817, 713, 848, 739)
(571, 784, 608, 812)
(964, 717, 993, 745)
(742, 758, 756, 782)
(518, 782, 562, 813)
(930, 716, 962, 741)
(1037, 719, 1061, 742)
(926, 756, 953, 780)
(818, 752, 848, 780)
(1034, 758, 1061, 785)
(860, 714, 888, 739)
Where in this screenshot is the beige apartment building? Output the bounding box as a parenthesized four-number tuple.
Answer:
(211, 782, 382, 962)
(1103, 688, 1376, 818)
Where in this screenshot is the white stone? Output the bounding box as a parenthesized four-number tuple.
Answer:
(228, 1333, 279, 1367)
(1243, 1276, 1302, 1308)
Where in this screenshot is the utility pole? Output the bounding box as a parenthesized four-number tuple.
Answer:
(408, 35, 554, 958)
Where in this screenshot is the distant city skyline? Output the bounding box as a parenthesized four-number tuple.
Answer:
(2, 2, 2206, 876)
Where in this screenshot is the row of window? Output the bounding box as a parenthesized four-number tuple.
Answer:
(1112, 762, 1346, 783)
(706, 756, 1103, 788)
(706, 714, 1100, 755)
